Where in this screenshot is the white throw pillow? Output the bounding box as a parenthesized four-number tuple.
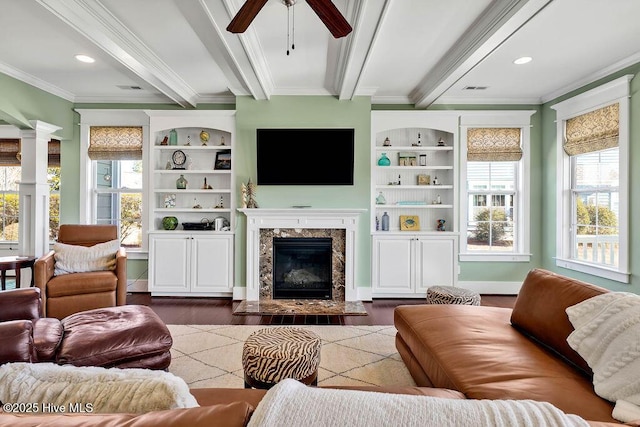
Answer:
(0, 362, 198, 414)
(566, 292, 640, 423)
(53, 239, 120, 276)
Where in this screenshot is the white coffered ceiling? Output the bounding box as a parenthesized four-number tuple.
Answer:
(1, 0, 639, 107)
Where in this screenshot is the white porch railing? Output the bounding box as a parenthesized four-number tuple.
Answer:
(575, 235, 619, 266)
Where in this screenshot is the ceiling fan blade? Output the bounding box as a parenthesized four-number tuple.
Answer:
(305, 0, 352, 38)
(226, 0, 269, 33)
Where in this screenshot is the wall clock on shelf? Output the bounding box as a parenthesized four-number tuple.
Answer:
(172, 150, 186, 170)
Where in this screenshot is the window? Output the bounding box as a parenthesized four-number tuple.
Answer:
(459, 112, 535, 262)
(90, 126, 143, 249)
(467, 162, 516, 252)
(551, 75, 631, 283)
(0, 139, 60, 242)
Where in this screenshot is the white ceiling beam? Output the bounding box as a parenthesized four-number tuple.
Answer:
(412, 0, 553, 108)
(333, 0, 391, 100)
(35, 0, 199, 108)
(177, 0, 272, 100)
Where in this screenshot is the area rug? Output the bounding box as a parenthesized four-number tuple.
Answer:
(167, 325, 415, 389)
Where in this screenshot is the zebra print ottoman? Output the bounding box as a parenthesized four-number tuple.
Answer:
(242, 327, 321, 389)
(426, 285, 481, 306)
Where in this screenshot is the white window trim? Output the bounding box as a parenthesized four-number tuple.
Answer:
(75, 109, 150, 256)
(459, 111, 535, 262)
(550, 75, 632, 283)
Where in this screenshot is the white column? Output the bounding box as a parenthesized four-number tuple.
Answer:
(19, 121, 62, 258)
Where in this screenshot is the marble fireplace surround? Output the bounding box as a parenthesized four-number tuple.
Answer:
(238, 208, 366, 302)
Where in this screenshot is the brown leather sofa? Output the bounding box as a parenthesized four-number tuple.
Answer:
(0, 287, 172, 370)
(34, 224, 127, 319)
(394, 268, 622, 423)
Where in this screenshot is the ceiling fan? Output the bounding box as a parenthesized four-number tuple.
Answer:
(226, 0, 352, 38)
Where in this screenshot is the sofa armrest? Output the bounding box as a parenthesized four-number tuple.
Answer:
(34, 251, 55, 316)
(115, 247, 127, 306)
(33, 318, 63, 362)
(0, 288, 42, 321)
(0, 320, 36, 364)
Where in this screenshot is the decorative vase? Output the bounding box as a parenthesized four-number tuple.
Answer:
(176, 174, 188, 189)
(376, 192, 386, 205)
(377, 153, 391, 166)
(381, 212, 390, 231)
(161, 216, 178, 230)
(169, 129, 178, 146)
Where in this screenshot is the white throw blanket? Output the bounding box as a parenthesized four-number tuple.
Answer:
(0, 362, 198, 414)
(247, 379, 588, 427)
(566, 292, 640, 423)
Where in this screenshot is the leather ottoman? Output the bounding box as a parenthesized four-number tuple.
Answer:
(56, 305, 172, 370)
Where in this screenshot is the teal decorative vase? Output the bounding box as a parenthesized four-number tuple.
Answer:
(169, 129, 178, 146)
(377, 153, 391, 166)
(162, 216, 178, 230)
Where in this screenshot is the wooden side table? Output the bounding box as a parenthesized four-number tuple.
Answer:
(0, 256, 37, 290)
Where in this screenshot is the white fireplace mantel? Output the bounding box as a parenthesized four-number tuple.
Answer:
(238, 208, 366, 301)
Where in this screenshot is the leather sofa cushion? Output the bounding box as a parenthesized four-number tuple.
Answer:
(0, 288, 41, 321)
(46, 272, 117, 298)
(33, 318, 63, 361)
(0, 402, 254, 427)
(510, 269, 608, 376)
(57, 305, 172, 368)
(0, 320, 35, 364)
(394, 304, 617, 423)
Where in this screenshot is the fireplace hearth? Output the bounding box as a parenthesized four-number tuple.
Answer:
(273, 237, 332, 300)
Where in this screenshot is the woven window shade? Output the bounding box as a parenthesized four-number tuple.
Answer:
(0, 139, 61, 167)
(564, 103, 619, 156)
(467, 128, 522, 161)
(0, 139, 21, 166)
(48, 139, 60, 167)
(89, 126, 143, 160)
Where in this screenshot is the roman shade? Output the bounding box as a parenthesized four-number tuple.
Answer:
(563, 103, 619, 156)
(89, 126, 143, 160)
(0, 139, 61, 167)
(467, 128, 522, 161)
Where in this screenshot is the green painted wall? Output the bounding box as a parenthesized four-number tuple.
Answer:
(540, 63, 640, 293)
(0, 74, 77, 224)
(234, 96, 372, 289)
(3, 66, 639, 293)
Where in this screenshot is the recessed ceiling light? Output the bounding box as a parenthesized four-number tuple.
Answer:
(75, 54, 95, 63)
(513, 56, 532, 65)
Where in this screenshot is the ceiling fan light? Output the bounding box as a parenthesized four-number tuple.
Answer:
(513, 56, 532, 65)
(75, 54, 95, 64)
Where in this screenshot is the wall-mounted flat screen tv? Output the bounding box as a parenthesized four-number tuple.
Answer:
(257, 128, 355, 185)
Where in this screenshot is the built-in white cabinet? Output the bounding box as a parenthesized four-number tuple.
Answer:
(372, 234, 458, 296)
(148, 234, 233, 295)
(371, 111, 460, 297)
(146, 111, 235, 296)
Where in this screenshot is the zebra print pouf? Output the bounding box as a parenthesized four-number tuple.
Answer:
(426, 285, 481, 306)
(242, 327, 321, 389)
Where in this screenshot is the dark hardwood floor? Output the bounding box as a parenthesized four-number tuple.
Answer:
(126, 293, 516, 326)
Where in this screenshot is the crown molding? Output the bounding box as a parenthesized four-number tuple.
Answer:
(541, 51, 640, 104)
(434, 95, 542, 105)
(411, 0, 552, 108)
(0, 61, 75, 102)
(35, 0, 199, 108)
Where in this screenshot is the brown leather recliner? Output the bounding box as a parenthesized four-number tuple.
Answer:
(34, 224, 127, 319)
(0, 287, 172, 370)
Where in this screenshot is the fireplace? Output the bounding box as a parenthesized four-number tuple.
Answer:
(273, 237, 332, 299)
(238, 208, 366, 302)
